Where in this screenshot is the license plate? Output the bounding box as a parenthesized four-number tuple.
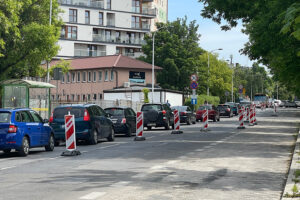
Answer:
(61, 125, 65, 128)
(147, 123, 156, 127)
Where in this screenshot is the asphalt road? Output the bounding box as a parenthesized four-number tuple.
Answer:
(0, 108, 299, 200)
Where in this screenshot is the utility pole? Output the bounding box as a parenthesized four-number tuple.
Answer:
(230, 54, 234, 102)
(46, 0, 52, 83)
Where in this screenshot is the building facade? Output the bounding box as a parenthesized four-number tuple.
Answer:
(49, 55, 161, 101)
(57, 0, 168, 59)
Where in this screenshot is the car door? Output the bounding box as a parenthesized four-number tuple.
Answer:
(96, 106, 110, 138)
(29, 110, 48, 145)
(20, 111, 40, 147)
(126, 108, 136, 132)
(129, 108, 136, 133)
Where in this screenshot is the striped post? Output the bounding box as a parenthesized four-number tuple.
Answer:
(249, 105, 254, 126)
(245, 107, 250, 122)
(134, 112, 145, 141)
(201, 109, 209, 131)
(237, 106, 245, 129)
(171, 110, 183, 134)
(254, 105, 257, 125)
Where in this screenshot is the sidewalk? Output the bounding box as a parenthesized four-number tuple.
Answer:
(282, 127, 300, 199)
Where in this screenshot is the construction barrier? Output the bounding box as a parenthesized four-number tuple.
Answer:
(237, 106, 245, 129)
(245, 107, 250, 122)
(61, 113, 81, 156)
(249, 105, 254, 126)
(201, 109, 209, 132)
(134, 112, 145, 141)
(254, 105, 257, 125)
(171, 110, 183, 134)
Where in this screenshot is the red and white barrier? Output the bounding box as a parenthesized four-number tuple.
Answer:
(61, 113, 81, 156)
(245, 107, 250, 122)
(249, 105, 254, 126)
(272, 105, 278, 116)
(171, 110, 183, 134)
(201, 109, 209, 131)
(254, 105, 257, 125)
(135, 112, 145, 141)
(237, 106, 245, 129)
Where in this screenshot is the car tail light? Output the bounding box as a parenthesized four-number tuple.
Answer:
(121, 118, 126, 124)
(226, 108, 230, 112)
(49, 111, 54, 123)
(162, 110, 166, 115)
(83, 109, 90, 121)
(181, 111, 187, 115)
(8, 125, 17, 133)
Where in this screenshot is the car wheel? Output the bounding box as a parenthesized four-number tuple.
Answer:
(165, 120, 170, 130)
(107, 127, 115, 142)
(45, 134, 55, 151)
(192, 119, 196, 124)
(125, 126, 132, 137)
(89, 129, 98, 145)
(18, 137, 29, 156)
(3, 149, 11, 154)
(187, 117, 191, 125)
(213, 116, 216, 122)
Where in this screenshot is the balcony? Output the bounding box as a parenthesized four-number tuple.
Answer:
(74, 49, 106, 57)
(106, 19, 115, 27)
(58, 0, 104, 9)
(93, 34, 145, 45)
(142, 7, 156, 15)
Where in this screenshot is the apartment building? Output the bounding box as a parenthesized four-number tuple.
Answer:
(57, 0, 168, 59)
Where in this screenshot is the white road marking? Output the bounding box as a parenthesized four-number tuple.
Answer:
(146, 136, 155, 139)
(166, 160, 178, 165)
(96, 144, 120, 150)
(0, 166, 16, 171)
(111, 181, 130, 187)
(150, 165, 166, 170)
(79, 192, 106, 200)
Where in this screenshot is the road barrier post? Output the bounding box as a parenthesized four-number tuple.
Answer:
(249, 105, 254, 126)
(171, 110, 183, 134)
(134, 112, 146, 141)
(61, 112, 81, 156)
(245, 107, 250, 123)
(201, 109, 209, 132)
(237, 106, 246, 129)
(254, 104, 258, 125)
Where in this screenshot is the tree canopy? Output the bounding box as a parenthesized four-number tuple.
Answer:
(198, 0, 300, 96)
(0, 0, 62, 80)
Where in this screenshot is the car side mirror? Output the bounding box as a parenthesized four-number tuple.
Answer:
(43, 119, 49, 123)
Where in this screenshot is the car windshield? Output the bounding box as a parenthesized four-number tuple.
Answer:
(198, 105, 212, 110)
(225, 102, 235, 107)
(53, 107, 85, 119)
(141, 104, 162, 111)
(217, 105, 228, 110)
(0, 112, 11, 123)
(105, 108, 124, 116)
(171, 106, 187, 112)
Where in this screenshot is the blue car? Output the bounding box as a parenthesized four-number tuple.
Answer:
(0, 108, 55, 156)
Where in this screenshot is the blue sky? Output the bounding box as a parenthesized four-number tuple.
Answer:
(168, 0, 252, 67)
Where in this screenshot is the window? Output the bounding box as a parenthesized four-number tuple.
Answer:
(66, 95, 70, 101)
(98, 71, 102, 81)
(66, 73, 70, 83)
(77, 95, 80, 101)
(93, 94, 97, 100)
(99, 12, 103, 25)
(132, 0, 140, 13)
(93, 71, 97, 82)
(105, 70, 108, 81)
(61, 74, 65, 83)
(71, 72, 75, 82)
(61, 26, 77, 39)
(116, 31, 120, 42)
(20, 111, 33, 123)
(99, 93, 103, 99)
(107, 0, 111, 9)
(69, 9, 77, 23)
(110, 70, 114, 81)
(85, 11, 90, 24)
(131, 16, 140, 29)
(88, 71, 92, 82)
(83, 71, 86, 82)
(71, 94, 75, 101)
(88, 94, 91, 101)
(77, 72, 81, 82)
(83, 94, 86, 101)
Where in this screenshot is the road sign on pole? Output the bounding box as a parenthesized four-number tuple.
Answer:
(191, 98, 197, 105)
(190, 74, 198, 82)
(190, 82, 198, 89)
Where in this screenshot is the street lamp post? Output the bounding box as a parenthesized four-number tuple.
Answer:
(207, 48, 222, 96)
(46, 0, 53, 83)
(152, 26, 169, 103)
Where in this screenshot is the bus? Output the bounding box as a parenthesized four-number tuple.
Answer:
(253, 93, 269, 108)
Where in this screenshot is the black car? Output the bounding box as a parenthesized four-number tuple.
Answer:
(225, 102, 238, 116)
(141, 103, 174, 130)
(171, 106, 196, 125)
(217, 104, 233, 117)
(50, 104, 114, 145)
(104, 107, 136, 137)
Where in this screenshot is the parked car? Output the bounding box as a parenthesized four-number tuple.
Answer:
(225, 102, 238, 115)
(295, 101, 300, 108)
(279, 100, 288, 107)
(0, 108, 54, 156)
(284, 101, 297, 108)
(196, 104, 220, 122)
(217, 104, 233, 118)
(50, 104, 114, 145)
(171, 106, 196, 125)
(104, 107, 136, 137)
(141, 103, 174, 130)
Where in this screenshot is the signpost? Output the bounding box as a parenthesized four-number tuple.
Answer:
(190, 74, 198, 105)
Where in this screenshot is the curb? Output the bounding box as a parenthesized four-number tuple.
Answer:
(282, 127, 300, 199)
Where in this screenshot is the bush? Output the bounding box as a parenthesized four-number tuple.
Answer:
(184, 94, 220, 111)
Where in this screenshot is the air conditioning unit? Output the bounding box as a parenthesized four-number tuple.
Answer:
(123, 82, 130, 88)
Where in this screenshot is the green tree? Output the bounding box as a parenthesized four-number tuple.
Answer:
(198, 0, 300, 96)
(0, 0, 62, 80)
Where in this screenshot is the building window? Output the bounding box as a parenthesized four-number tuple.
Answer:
(88, 71, 92, 82)
(131, 16, 140, 29)
(61, 74, 65, 83)
(105, 70, 108, 81)
(93, 94, 97, 100)
(93, 71, 97, 82)
(77, 94, 80, 101)
(99, 12, 103, 25)
(82, 71, 86, 82)
(71, 72, 75, 82)
(71, 94, 75, 101)
(132, 0, 140, 13)
(99, 93, 103, 100)
(88, 94, 91, 101)
(69, 9, 77, 23)
(77, 72, 81, 82)
(110, 70, 114, 81)
(66, 73, 70, 83)
(66, 95, 69, 101)
(98, 71, 102, 81)
(82, 94, 86, 101)
(61, 26, 77, 39)
(107, 0, 111, 9)
(85, 11, 90, 24)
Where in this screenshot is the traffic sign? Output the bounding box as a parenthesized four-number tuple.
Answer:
(239, 85, 243, 89)
(190, 74, 198, 82)
(191, 98, 197, 105)
(243, 88, 246, 94)
(190, 82, 198, 89)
